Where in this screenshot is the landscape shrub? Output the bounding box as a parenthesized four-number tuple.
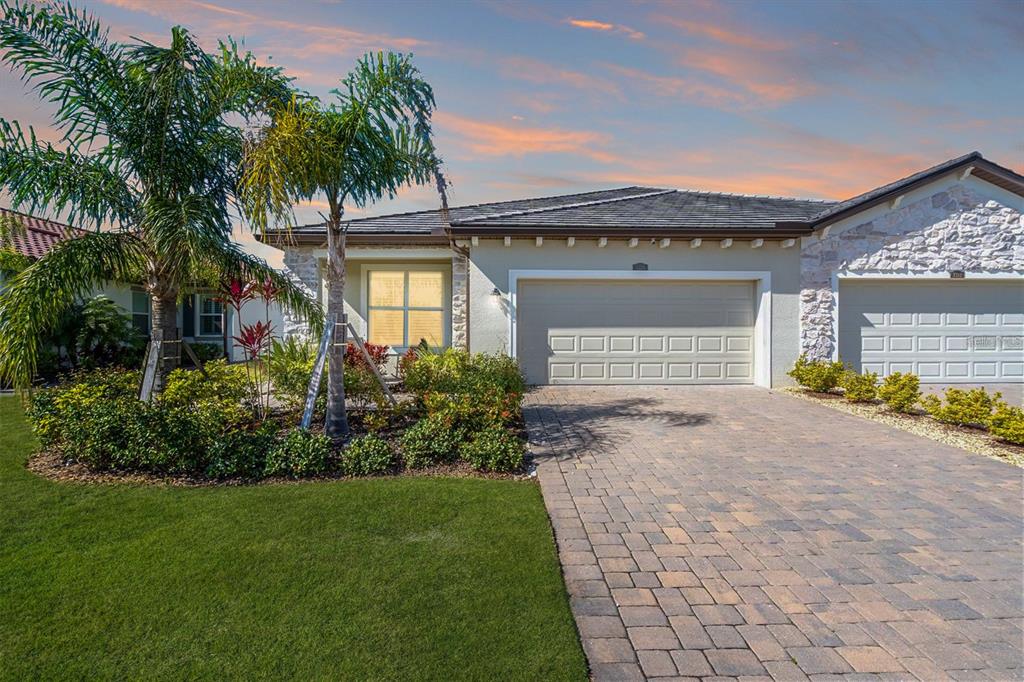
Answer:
(205, 423, 279, 479)
(344, 362, 386, 410)
(920, 387, 1002, 427)
(788, 355, 845, 392)
(403, 348, 525, 400)
(267, 337, 317, 411)
(421, 391, 518, 432)
(27, 368, 139, 449)
(877, 372, 920, 413)
(989, 404, 1024, 445)
(265, 429, 334, 478)
(342, 434, 395, 475)
(189, 342, 224, 364)
(839, 369, 878, 402)
(460, 425, 525, 473)
(400, 414, 465, 468)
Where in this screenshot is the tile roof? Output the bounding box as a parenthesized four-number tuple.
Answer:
(259, 152, 1021, 243)
(452, 189, 831, 232)
(0, 208, 86, 259)
(264, 186, 831, 242)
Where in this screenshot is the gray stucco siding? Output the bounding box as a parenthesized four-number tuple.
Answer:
(467, 238, 801, 387)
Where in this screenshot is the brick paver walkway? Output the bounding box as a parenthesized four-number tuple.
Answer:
(526, 386, 1023, 681)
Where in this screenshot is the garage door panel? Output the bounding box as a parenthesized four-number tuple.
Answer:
(839, 281, 1024, 384)
(518, 280, 755, 385)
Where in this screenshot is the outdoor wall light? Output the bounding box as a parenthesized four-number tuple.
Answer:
(490, 287, 502, 297)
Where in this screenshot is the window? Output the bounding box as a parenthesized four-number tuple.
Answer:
(131, 290, 150, 334)
(367, 269, 445, 348)
(198, 294, 223, 336)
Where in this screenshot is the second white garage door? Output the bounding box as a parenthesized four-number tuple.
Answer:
(838, 280, 1024, 383)
(517, 279, 755, 385)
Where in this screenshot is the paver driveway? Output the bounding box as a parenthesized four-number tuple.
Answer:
(525, 386, 1023, 681)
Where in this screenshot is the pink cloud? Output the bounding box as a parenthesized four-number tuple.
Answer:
(657, 16, 789, 51)
(434, 111, 620, 163)
(606, 64, 749, 108)
(500, 56, 622, 99)
(566, 17, 645, 40)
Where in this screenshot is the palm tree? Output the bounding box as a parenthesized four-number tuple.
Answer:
(241, 52, 445, 439)
(0, 1, 322, 392)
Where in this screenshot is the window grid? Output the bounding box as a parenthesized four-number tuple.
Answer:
(367, 270, 445, 348)
(131, 290, 150, 334)
(198, 294, 223, 336)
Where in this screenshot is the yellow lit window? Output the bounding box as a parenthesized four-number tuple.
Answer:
(367, 270, 446, 348)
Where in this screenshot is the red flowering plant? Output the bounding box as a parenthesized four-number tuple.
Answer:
(345, 341, 390, 372)
(217, 278, 256, 314)
(233, 319, 274, 419)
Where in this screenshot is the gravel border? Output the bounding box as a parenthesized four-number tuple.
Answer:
(782, 388, 1024, 469)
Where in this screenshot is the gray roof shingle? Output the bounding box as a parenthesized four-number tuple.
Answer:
(260, 152, 1021, 244)
(453, 189, 831, 232)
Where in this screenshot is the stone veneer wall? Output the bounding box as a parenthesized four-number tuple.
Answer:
(800, 182, 1022, 359)
(451, 251, 469, 349)
(281, 246, 322, 337)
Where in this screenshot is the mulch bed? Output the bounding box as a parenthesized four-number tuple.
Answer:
(783, 388, 1024, 468)
(26, 449, 533, 487)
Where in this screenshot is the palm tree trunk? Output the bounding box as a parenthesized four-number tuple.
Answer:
(150, 288, 180, 394)
(324, 217, 349, 440)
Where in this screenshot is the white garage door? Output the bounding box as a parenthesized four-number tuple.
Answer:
(838, 280, 1024, 383)
(516, 279, 755, 385)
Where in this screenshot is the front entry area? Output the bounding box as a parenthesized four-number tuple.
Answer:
(516, 279, 756, 385)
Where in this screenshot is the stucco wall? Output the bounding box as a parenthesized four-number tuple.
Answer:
(800, 175, 1024, 359)
(467, 238, 802, 387)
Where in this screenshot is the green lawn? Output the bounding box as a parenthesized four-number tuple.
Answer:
(0, 397, 586, 680)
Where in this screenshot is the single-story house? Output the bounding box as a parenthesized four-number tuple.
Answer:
(264, 151, 1023, 389)
(0, 208, 281, 363)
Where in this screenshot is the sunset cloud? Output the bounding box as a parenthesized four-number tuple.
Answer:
(676, 49, 815, 104)
(607, 65, 748, 108)
(500, 56, 622, 99)
(566, 18, 645, 40)
(657, 16, 789, 51)
(435, 112, 619, 163)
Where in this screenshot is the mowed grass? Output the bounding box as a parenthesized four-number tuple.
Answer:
(0, 397, 586, 680)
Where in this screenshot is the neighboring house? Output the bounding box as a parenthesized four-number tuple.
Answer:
(263, 151, 1023, 389)
(0, 208, 281, 363)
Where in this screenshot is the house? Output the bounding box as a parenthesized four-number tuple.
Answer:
(0, 208, 281, 363)
(262, 152, 1023, 389)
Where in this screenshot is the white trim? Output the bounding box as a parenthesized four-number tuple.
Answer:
(566, 236, 575, 248)
(312, 247, 451, 260)
(828, 269, 1024, 361)
(507, 269, 773, 387)
(597, 237, 608, 248)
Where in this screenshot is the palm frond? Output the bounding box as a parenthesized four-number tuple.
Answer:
(0, 119, 136, 228)
(0, 0, 126, 146)
(0, 231, 146, 388)
(205, 242, 324, 336)
(142, 194, 234, 285)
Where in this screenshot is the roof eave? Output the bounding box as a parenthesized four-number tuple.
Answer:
(447, 225, 815, 238)
(806, 155, 1023, 231)
(257, 232, 450, 248)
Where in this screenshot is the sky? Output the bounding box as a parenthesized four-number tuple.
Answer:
(2, 0, 1023, 236)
